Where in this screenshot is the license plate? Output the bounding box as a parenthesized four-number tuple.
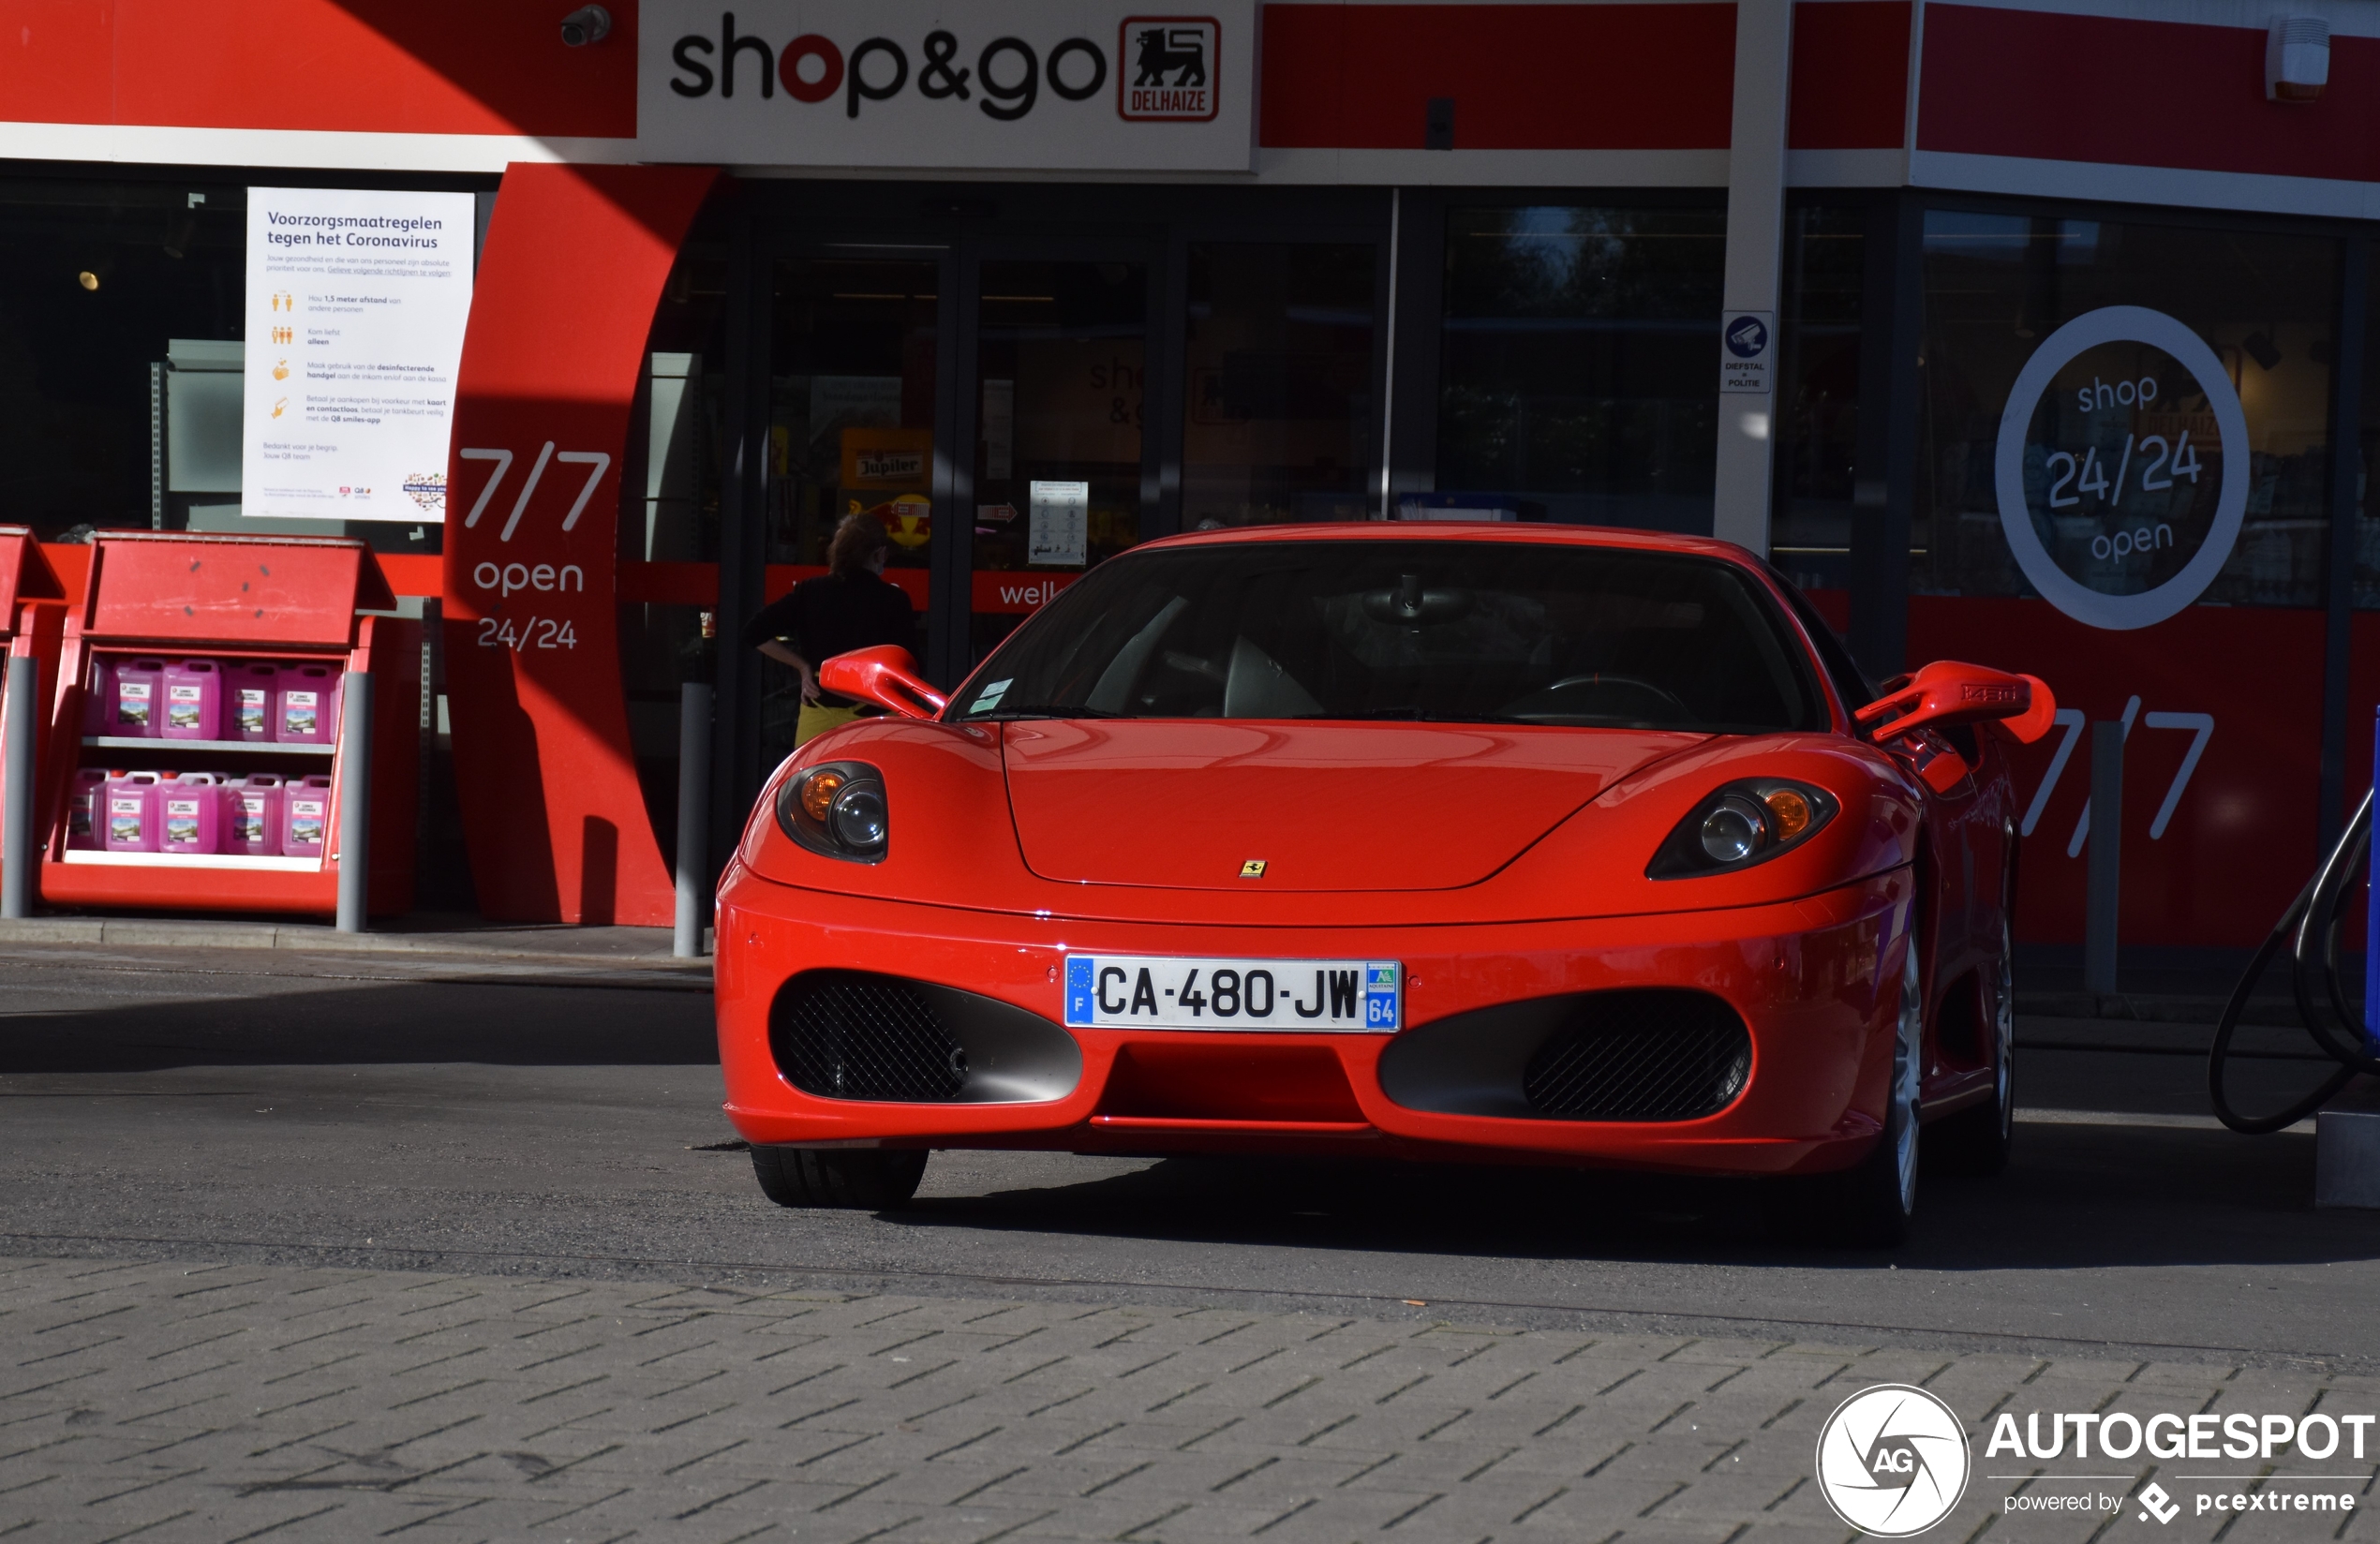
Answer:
(1063, 956, 1401, 1032)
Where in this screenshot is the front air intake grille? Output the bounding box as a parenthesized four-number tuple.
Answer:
(1521, 990, 1751, 1121)
(771, 970, 968, 1102)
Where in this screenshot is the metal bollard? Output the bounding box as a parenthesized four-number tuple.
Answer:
(2083, 720, 2123, 995)
(2, 653, 32, 920)
(335, 672, 374, 934)
(673, 681, 712, 958)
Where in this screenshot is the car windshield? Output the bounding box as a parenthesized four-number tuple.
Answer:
(956, 540, 1827, 734)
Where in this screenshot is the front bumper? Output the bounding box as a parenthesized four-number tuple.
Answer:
(715, 865, 1913, 1177)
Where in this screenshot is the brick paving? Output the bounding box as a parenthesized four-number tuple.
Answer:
(2, 1254, 2375, 1544)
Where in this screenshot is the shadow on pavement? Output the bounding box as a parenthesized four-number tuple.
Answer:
(879, 1118, 2380, 1273)
(0, 976, 718, 1071)
(7, 962, 2377, 1281)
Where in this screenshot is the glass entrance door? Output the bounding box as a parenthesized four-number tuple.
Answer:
(760, 252, 942, 769)
(963, 255, 1153, 664)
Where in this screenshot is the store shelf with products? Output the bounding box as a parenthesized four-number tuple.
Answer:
(82, 736, 334, 756)
(36, 533, 419, 918)
(61, 851, 323, 872)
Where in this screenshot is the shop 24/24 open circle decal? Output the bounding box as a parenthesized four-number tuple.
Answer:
(1993, 305, 2249, 631)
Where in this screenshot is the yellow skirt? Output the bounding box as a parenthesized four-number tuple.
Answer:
(795, 703, 863, 746)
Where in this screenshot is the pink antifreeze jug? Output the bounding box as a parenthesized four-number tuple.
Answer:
(157, 773, 225, 855)
(66, 768, 107, 851)
(228, 663, 279, 741)
(276, 667, 339, 745)
(81, 660, 113, 736)
(160, 661, 223, 741)
(102, 772, 162, 853)
(281, 775, 332, 858)
(221, 774, 283, 856)
(108, 659, 164, 738)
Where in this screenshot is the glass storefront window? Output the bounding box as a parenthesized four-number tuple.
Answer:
(763, 255, 938, 765)
(1181, 243, 1376, 527)
(635, 245, 732, 567)
(0, 179, 466, 556)
(969, 258, 1148, 661)
(2358, 243, 2380, 610)
(1771, 206, 1867, 594)
(766, 256, 941, 572)
(619, 239, 732, 868)
(0, 180, 245, 540)
(1916, 211, 2337, 610)
(1434, 204, 1725, 530)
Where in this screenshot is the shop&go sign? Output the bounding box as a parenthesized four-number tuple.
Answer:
(1994, 305, 2250, 631)
(639, 1, 1255, 171)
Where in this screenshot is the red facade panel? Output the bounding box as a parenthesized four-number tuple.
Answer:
(441, 163, 718, 927)
(1908, 598, 2322, 950)
(1787, 1, 1908, 150)
(7, 1, 116, 125)
(7, 0, 637, 138)
(1259, 3, 1736, 150)
(1919, 3, 2380, 183)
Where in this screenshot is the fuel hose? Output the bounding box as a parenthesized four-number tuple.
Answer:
(2209, 787, 2380, 1133)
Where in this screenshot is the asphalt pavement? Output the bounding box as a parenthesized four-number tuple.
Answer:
(1, 943, 2375, 1541)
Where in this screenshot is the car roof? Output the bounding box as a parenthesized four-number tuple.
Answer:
(1138, 520, 1761, 565)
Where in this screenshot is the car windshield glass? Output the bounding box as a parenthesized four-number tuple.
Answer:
(957, 540, 1825, 733)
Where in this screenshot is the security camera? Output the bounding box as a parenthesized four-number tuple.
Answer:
(560, 5, 611, 46)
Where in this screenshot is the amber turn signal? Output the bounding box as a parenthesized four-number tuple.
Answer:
(799, 769, 846, 823)
(1762, 787, 1812, 841)
(1647, 778, 1838, 879)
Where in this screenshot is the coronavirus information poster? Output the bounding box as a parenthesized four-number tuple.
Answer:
(241, 187, 475, 523)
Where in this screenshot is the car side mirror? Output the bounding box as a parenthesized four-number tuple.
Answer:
(1854, 659, 2057, 747)
(817, 646, 948, 720)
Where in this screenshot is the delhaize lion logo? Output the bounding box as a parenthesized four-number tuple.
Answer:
(853, 494, 932, 551)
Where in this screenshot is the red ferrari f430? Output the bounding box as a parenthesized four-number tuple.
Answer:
(713, 525, 2054, 1243)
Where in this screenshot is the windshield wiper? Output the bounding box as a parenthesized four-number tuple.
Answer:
(967, 704, 1124, 720)
(1295, 708, 1539, 723)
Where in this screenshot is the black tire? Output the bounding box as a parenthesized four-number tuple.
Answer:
(1817, 941, 1922, 1246)
(750, 1146, 929, 1210)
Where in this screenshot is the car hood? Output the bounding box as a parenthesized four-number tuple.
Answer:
(1001, 720, 1702, 891)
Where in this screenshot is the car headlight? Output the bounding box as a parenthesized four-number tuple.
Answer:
(777, 761, 888, 863)
(1647, 779, 1837, 879)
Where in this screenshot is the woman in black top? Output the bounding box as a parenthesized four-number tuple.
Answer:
(742, 513, 918, 745)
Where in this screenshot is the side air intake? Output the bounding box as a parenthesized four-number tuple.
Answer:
(1520, 992, 1750, 1121)
(1377, 987, 1752, 1122)
(766, 970, 1083, 1106)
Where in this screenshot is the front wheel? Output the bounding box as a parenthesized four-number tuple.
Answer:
(1817, 940, 1922, 1245)
(751, 1146, 929, 1210)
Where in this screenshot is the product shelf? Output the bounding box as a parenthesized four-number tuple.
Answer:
(82, 736, 335, 756)
(60, 850, 323, 872)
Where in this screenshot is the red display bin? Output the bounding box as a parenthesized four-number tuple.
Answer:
(0, 526, 69, 693)
(0, 527, 69, 905)
(37, 533, 419, 917)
